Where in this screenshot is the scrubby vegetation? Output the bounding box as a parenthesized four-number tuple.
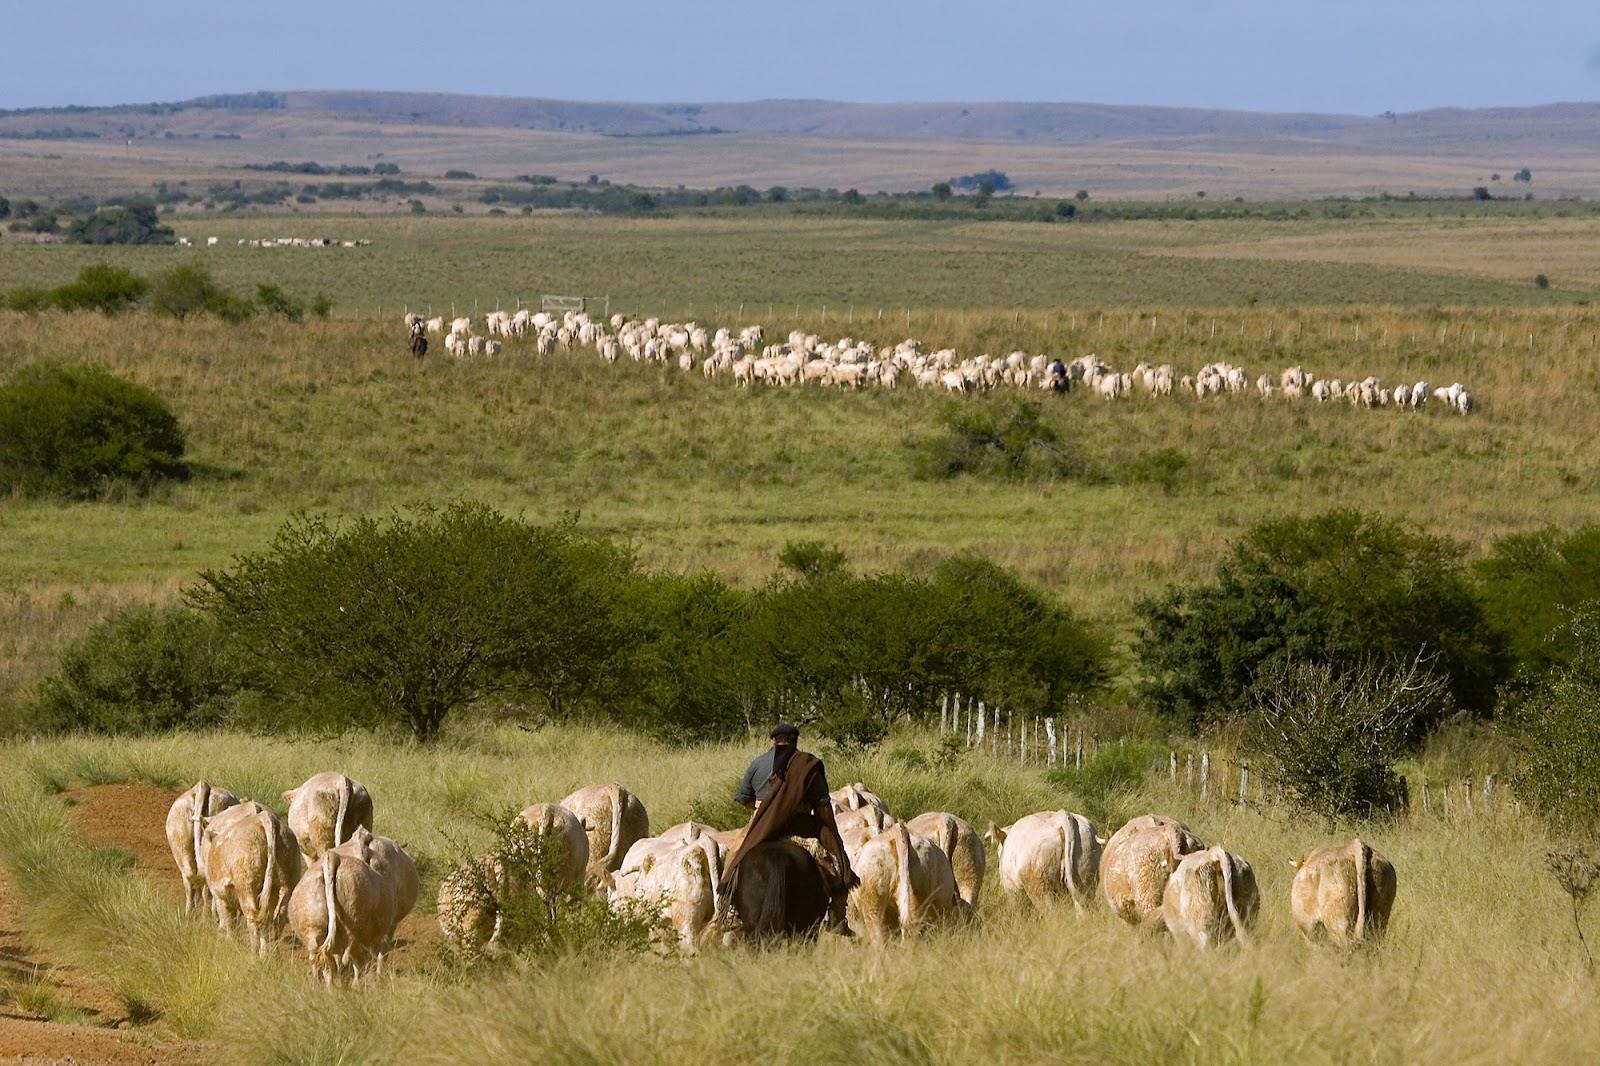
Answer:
(0, 362, 187, 497)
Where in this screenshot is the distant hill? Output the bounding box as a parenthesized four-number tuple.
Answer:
(4, 91, 1599, 201)
(4, 91, 1599, 155)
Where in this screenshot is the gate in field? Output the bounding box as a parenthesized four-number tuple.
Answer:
(541, 294, 610, 316)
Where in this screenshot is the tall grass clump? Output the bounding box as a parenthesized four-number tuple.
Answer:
(0, 772, 254, 1036)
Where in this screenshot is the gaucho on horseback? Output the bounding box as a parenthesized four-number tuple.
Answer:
(719, 722, 858, 936)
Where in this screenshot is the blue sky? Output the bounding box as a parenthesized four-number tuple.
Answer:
(6, 1, 1598, 114)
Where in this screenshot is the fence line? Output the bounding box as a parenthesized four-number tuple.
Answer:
(932, 690, 1512, 821)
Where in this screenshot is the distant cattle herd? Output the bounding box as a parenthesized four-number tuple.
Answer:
(402, 309, 1477, 412)
(170, 771, 1397, 984)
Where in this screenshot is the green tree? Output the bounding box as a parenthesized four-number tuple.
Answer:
(931, 182, 952, 202)
(974, 181, 995, 208)
(1134, 509, 1510, 732)
(766, 186, 788, 203)
(66, 202, 174, 245)
(841, 188, 863, 205)
(0, 364, 187, 497)
(1075, 189, 1089, 201)
(191, 506, 624, 741)
(1055, 200, 1076, 219)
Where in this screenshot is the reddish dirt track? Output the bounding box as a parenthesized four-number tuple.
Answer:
(0, 846, 205, 1065)
(0, 780, 445, 1064)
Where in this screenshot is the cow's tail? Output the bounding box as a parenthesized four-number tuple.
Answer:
(334, 776, 351, 850)
(256, 811, 278, 927)
(1059, 818, 1083, 904)
(1218, 847, 1249, 946)
(604, 785, 626, 872)
(322, 852, 340, 960)
(934, 816, 958, 869)
(698, 836, 723, 924)
(892, 824, 915, 932)
(190, 780, 210, 882)
(1353, 838, 1370, 942)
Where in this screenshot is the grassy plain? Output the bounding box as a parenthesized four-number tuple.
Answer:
(0, 725, 1587, 1064)
(1, 205, 1598, 1061)
(4, 210, 1600, 702)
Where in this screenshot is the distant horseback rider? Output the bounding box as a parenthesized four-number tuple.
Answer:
(721, 723, 857, 932)
(408, 319, 428, 358)
(1047, 358, 1070, 393)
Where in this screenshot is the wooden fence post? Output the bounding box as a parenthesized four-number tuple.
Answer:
(1075, 732, 1083, 770)
(976, 701, 986, 747)
(1201, 753, 1210, 800)
(1421, 776, 1430, 815)
(1463, 773, 1474, 818)
(1483, 773, 1496, 807)
(1185, 752, 1194, 788)
(1239, 764, 1250, 806)
(1169, 751, 1178, 785)
(992, 706, 1000, 754)
(940, 693, 948, 735)
(1046, 718, 1057, 767)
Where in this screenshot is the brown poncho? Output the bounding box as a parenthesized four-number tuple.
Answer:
(721, 750, 856, 894)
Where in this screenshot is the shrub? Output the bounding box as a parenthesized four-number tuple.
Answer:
(1476, 525, 1600, 680)
(44, 264, 148, 314)
(0, 364, 187, 497)
(253, 283, 303, 321)
(1241, 658, 1436, 823)
(309, 294, 333, 319)
(439, 814, 661, 967)
(5, 286, 52, 312)
(191, 505, 626, 741)
(1134, 509, 1509, 732)
(149, 265, 253, 322)
(1045, 740, 1164, 825)
(31, 607, 248, 733)
(1510, 605, 1600, 836)
(914, 400, 1092, 481)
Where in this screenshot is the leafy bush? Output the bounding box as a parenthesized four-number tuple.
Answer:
(31, 607, 248, 733)
(1241, 658, 1436, 823)
(0, 364, 187, 497)
(253, 284, 303, 321)
(5, 286, 52, 312)
(744, 552, 1112, 737)
(149, 265, 254, 322)
(1510, 605, 1600, 836)
(4, 264, 149, 315)
(914, 400, 1093, 481)
(1045, 740, 1164, 824)
(1134, 509, 1509, 731)
(440, 814, 661, 967)
(1476, 525, 1600, 680)
(191, 505, 627, 741)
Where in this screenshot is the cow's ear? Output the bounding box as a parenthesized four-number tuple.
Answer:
(280, 789, 295, 804)
(1290, 855, 1305, 869)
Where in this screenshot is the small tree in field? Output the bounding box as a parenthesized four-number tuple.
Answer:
(931, 182, 952, 202)
(192, 504, 608, 740)
(1243, 657, 1440, 823)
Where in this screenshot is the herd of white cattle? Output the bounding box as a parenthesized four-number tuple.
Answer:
(175, 236, 371, 248)
(403, 308, 1477, 412)
(168, 771, 1397, 984)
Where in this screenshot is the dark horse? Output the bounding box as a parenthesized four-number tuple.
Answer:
(408, 321, 428, 358)
(724, 840, 831, 942)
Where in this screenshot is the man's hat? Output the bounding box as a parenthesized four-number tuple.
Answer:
(770, 722, 800, 740)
